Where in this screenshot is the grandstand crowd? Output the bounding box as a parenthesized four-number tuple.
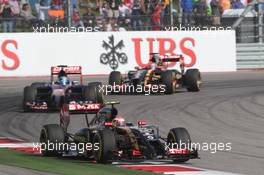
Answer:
(0, 0, 252, 32)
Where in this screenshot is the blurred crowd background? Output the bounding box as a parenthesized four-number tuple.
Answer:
(0, 0, 262, 32)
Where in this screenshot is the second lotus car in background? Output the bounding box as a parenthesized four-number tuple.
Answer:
(108, 53, 202, 94)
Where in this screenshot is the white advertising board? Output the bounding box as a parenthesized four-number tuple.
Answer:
(0, 31, 236, 77)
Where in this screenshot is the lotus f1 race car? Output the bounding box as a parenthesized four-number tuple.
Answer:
(39, 101, 199, 163)
(23, 65, 103, 112)
(108, 53, 202, 94)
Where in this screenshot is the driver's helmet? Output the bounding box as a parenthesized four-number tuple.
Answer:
(98, 107, 118, 122)
(58, 70, 67, 78)
(59, 76, 70, 86)
(112, 116, 125, 127)
(150, 64, 156, 70)
(152, 54, 162, 64)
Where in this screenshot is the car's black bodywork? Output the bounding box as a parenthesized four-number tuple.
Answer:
(108, 53, 202, 94)
(40, 101, 199, 163)
(22, 65, 103, 112)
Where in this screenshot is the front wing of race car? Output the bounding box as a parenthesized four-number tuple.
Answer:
(110, 147, 199, 162)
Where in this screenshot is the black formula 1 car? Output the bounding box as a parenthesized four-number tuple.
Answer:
(108, 53, 202, 94)
(23, 65, 103, 112)
(39, 101, 199, 163)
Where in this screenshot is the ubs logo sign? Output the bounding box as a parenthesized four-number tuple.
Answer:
(100, 35, 128, 70)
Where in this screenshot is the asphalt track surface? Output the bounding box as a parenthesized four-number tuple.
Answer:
(0, 72, 264, 175)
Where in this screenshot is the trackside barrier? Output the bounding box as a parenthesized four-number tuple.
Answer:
(236, 43, 264, 69)
(0, 31, 236, 76)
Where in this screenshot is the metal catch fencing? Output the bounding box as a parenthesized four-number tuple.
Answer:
(236, 43, 264, 69)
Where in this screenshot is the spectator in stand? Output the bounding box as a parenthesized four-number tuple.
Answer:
(123, 0, 132, 8)
(82, 7, 96, 27)
(20, 3, 38, 27)
(106, 0, 121, 18)
(118, 1, 130, 27)
(0, 0, 15, 32)
(72, 7, 84, 28)
(118, 1, 130, 19)
(219, 0, 231, 13)
(194, 0, 207, 26)
(9, 0, 20, 16)
(100, 2, 110, 19)
(160, 0, 165, 27)
(151, 1, 161, 30)
(181, 0, 193, 25)
(20, 0, 30, 10)
(131, 0, 143, 30)
(104, 17, 118, 31)
(50, 0, 62, 10)
(161, 0, 170, 27)
(38, 0, 50, 23)
(232, 0, 244, 9)
(20, 3, 36, 20)
(210, 0, 221, 25)
(9, 0, 20, 30)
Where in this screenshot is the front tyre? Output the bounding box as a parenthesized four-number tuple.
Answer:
(93, 129, 116, 163)
(167, 127, 191, 163)
(39, 124, 65, 156)
(23, 86, 36, 112)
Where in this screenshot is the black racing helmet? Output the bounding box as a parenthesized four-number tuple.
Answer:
(58, 69, 67, 79)
(98, 107, 118, 122)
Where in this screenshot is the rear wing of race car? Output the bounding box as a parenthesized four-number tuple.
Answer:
(161, 55, 185, 73)
(161, 55, 184, 63)
(68, 102, 102, 114)
(51, 65, 83, 84)
(149, 53, 185, 73)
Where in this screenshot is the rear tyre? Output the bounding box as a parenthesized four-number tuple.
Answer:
(88, 82, 104, 104)
(23, 86, 36, 112)
(39, 124, 65, 156)
(109, 71, 122, 86)
(84, 85, 104, 104)
(184, 69, 201, 92)
(161, 70, 174, 94)
(167, 127, 191, 163)
(93, 129, 116, 163)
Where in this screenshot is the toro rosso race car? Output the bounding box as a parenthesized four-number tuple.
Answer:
(108, 53, 202, 94)
(39, 101, 199, 163)
(23, 65, 103, 112)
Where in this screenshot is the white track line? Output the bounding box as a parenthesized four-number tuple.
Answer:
(0, 143, 35, 148)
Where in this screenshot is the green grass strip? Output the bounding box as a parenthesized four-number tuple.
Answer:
(0, 149, 157, 175)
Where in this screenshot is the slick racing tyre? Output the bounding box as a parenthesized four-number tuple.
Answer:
(161, 70, 174, 94)
(109, 71, 122, 86)
(88, 82, 104, 104)
(39, 124, 65, 156)
(84, 85, 104, 104)
(23, 86, 36, 112)
(93, 129, 116, 163)
(167, 127, 191, 163)
(184, 69, 201, 92)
